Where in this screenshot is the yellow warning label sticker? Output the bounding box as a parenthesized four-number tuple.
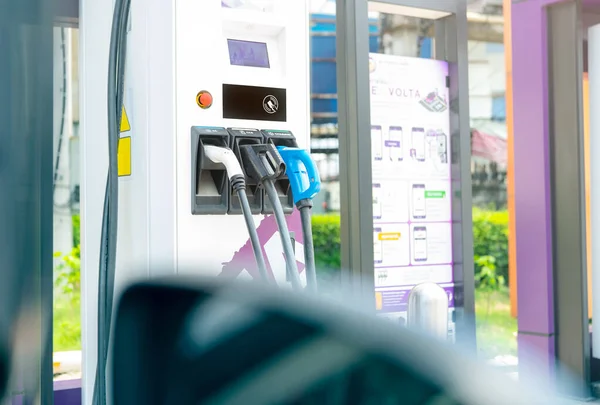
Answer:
(118, 137, 132, 177)
(120, 106, 131, 133)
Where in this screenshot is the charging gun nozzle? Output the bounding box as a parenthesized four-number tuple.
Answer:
(239, 144, 286, 184)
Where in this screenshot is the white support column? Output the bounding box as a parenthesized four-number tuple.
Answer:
(79, 0, 113, 403)
(589, 23, 600, 358)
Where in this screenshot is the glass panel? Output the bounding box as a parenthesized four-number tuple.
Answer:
(368, 2, 515, 371)
(53, 26, 82, 381)
(309, 1, 345, 287)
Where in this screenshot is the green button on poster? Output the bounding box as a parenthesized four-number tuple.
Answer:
(425, 190, 446, 198)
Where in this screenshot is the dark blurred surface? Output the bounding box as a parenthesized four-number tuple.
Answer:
(112, 276, 574, 405)
(0, 0, 55, 402)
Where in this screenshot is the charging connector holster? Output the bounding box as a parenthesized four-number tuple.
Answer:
(191, 126, 231, 215)
(228, 128, 264, 215)
(261, 130, 298, 214)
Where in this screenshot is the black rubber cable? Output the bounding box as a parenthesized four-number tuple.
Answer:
(234, 184, 269, 282)
(299, 203, 317, 291)
(105, 0, 131, 355)
(92, 0, 130, 404)
(92, 176, 110, 405)
(263, 178, 302, 290)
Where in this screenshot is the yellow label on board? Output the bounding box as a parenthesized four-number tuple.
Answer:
(118, 137, 132, 177)
(120, 106, 131, 133)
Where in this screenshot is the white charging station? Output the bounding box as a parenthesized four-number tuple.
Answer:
(114, 0, 310, 288)
(81, 1, 310, 403)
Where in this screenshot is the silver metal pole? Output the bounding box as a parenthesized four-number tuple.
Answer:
(336, 0, 375, 299)
(589, 23, 600, 359)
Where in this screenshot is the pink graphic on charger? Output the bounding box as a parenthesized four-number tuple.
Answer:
(219, 209, 305, 283)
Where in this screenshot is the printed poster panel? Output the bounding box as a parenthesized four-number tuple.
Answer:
(369, 53, 455, 339)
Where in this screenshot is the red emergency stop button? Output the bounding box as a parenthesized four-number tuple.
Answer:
(196, 90, 213, 109)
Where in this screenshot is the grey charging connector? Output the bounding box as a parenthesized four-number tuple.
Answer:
(203, 145, 243, 179)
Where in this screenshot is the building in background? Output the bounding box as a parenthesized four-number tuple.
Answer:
(309, 0, 508, 211)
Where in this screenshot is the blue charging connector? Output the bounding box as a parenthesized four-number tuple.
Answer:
(277, 146, 322, 291)
(276, 146, 321, 204)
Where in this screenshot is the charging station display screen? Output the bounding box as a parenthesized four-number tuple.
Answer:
(227, 39, 270, 68)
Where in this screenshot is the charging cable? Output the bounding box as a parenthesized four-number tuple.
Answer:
(276, 147, 321, 292)
(94, 0, 130, 404)
(202, 145, 269, 282)
(239, 144, 302, 290)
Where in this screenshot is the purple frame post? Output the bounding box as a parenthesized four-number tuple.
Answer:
(513, 0, 600, 388)
(512, 0, 563, 383)
(11, 379, 81, 405)
(53, 379, 82, 405)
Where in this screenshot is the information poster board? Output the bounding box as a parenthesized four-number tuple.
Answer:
(369, 53, 455, 340)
